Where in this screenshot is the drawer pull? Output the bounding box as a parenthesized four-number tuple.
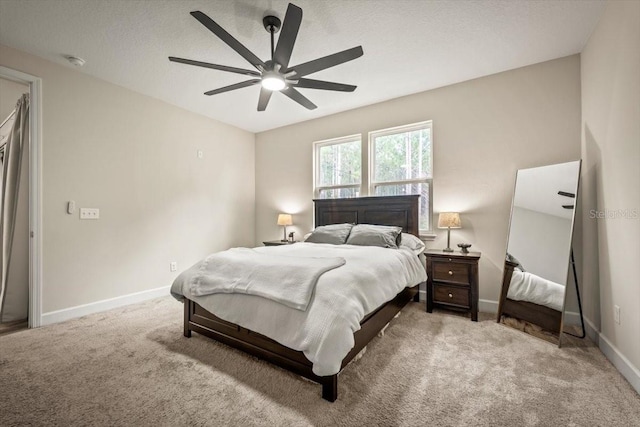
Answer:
(448, 270, 453, 275)
(448, 293, 453, 298)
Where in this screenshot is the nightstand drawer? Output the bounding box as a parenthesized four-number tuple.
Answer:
(433, 285, 470, 308)
(432, 261, 471, 285)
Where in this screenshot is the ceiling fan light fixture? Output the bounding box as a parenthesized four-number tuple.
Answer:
(261, 74, 286, 91)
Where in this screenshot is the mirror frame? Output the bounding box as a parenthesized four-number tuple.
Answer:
(496, 160, 582, 346)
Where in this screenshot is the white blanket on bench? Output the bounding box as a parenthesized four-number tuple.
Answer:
(189, 247, 345, 310)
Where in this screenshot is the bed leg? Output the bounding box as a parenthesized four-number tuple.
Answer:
(322, 375, 338, 402)
(413, 291, 420, 302)
(183, 300, 192, 338)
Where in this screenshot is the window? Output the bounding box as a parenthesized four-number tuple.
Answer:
(312, 121, 433, 235)
(314, 135, 361, 199)
(370, 121, 433, 232)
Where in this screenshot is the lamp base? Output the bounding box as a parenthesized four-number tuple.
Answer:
(442, 228, 454, 252)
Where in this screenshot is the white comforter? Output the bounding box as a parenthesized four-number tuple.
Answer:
(189, 247, 346, 310)
(507, 270, 565, 312)
(171, 243, 426, 376)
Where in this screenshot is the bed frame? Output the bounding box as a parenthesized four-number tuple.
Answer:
(496, 260, 562, 335)
(183, 195, 423, 401)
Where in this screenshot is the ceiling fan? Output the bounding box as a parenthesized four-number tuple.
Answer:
(169, 3, 363, 111)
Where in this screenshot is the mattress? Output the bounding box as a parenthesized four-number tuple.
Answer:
(171, 242, 427, 376)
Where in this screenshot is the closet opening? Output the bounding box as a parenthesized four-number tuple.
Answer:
(0, 66, 42, 331)
(0, 77, 29, 335)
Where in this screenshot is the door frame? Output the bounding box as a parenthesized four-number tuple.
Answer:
(0, 66, 43, 328)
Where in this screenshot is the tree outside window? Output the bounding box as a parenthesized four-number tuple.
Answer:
(370, 121, 433, 232)
(314, 135, 361, 199)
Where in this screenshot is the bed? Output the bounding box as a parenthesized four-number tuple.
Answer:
(174, 195, 425, 401)
(496, 260, 563, 334)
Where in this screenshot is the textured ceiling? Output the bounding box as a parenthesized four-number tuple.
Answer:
(514, 161, 581, 219)
(0, 0, 605, 133)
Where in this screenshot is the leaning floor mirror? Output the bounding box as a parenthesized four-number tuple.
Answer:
(496, 160, 582, 346)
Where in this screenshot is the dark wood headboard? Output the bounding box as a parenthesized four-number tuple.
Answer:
(313, 195, 420, 237)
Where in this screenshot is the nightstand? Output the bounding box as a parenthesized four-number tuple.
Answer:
(425, 249, 481, 321)
(263, 240, 296, 246)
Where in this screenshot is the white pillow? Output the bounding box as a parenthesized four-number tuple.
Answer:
(399, 233, 425, 255)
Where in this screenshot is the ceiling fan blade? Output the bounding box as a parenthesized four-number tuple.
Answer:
(204, 79, 260, 96)
(257, 87, 273, 111)
(273, 3, 302, 69)
(286, 46, 363, 77)
(281, 87, 317, 110)
(294, 78, 356, 92)
(191, 11, 265, 70)
(169, 57, 260, 77)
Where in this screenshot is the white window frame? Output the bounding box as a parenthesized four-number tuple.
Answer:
(313, 134, 362, 199)
(368, 120, 434, 234)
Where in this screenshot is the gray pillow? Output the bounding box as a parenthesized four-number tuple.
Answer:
(399, 233, 426, 255)
(345, 224, 402, 249)
(305, 223, 354, 245)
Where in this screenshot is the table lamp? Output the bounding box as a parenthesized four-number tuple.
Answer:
(277, 214, 293, 242)
(438, 212, 461, 252)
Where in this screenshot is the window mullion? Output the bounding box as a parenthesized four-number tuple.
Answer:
(372, 178, 428, 187)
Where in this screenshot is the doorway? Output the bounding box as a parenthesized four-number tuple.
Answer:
(0, 77, 29, 334)
(0, 66, 42, 329)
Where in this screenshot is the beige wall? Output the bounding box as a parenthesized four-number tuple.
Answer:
(256, 56, 581, 303)
(580, 0, 640, 372)
(0, 78, 28, 120)
(0, 44, 255, 313)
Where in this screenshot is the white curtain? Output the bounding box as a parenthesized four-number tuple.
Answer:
(0, 93, 29, 322)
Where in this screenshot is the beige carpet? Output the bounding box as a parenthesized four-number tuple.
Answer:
(1, 297, 638, 427)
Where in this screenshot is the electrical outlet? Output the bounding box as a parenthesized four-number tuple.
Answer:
(170, 261, 177, 272)
(614, 305, 620, 324)
(79, 208, 99, 220)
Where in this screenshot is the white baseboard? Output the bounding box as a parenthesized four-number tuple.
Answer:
(597, 332, 640, 395)
(563, 310, 581, 326)
(41, 285, 171, 326)
(479, 299, 498, 314)
(583, 316, 600, 345)
(417, 293, 500, 315)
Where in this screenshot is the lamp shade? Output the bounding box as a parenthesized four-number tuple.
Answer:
(437, 212, 461, 229)
(277, 214, 293, 226)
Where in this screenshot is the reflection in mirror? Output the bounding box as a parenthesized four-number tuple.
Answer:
(497, 160, 582, 345)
